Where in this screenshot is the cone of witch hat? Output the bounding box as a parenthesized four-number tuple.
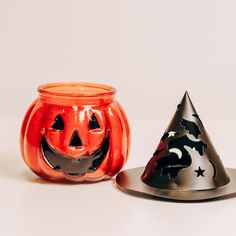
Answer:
(142, 91, 230, 191)
(116, 92, 236, 201)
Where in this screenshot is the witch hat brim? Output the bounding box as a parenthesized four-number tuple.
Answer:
(116, 167, 236, 201)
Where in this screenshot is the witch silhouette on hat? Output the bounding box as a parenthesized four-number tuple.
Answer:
(116, 92, 236, 201)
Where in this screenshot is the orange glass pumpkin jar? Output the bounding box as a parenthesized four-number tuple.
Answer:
(20, 82, 130, 182)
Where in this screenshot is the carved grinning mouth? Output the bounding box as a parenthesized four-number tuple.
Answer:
(41, 133, 110, 176)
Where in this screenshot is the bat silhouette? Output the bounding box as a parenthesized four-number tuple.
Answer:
(192, 113, 203, 124)
(181, 119, 201, 139)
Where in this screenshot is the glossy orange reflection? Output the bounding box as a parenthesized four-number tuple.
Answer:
(20, 82, 130, 182)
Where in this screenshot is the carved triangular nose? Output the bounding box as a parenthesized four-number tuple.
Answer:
(69, 131, 82, 147)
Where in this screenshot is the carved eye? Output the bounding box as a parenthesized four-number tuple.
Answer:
(52, 115, 64, 130)
(89, 114, 100, 130)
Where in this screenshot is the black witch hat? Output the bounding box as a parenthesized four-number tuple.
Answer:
(116, 92, 236, 201)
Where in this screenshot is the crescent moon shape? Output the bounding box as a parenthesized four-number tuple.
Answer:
(169, 148, 182, 159)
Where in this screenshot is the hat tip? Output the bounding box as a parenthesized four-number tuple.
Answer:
(182, 90, 192, 103)
(184, 90, 190, 97)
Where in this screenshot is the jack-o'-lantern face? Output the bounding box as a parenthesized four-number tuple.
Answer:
(20, 82, 130, 182)
(41, 107, 110, 178)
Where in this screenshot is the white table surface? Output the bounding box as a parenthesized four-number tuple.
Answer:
(1, 117, 236, 236)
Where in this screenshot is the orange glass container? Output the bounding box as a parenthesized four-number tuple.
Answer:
(20, 82, 130, 182)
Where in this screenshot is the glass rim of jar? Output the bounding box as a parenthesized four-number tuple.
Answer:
(38, 82, 116, 98)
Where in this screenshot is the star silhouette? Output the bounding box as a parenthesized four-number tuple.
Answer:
(194, 167, 205, 177)
(168, 131, 176, 137)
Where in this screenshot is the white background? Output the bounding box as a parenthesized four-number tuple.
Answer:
(1, 1, 236, 236)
